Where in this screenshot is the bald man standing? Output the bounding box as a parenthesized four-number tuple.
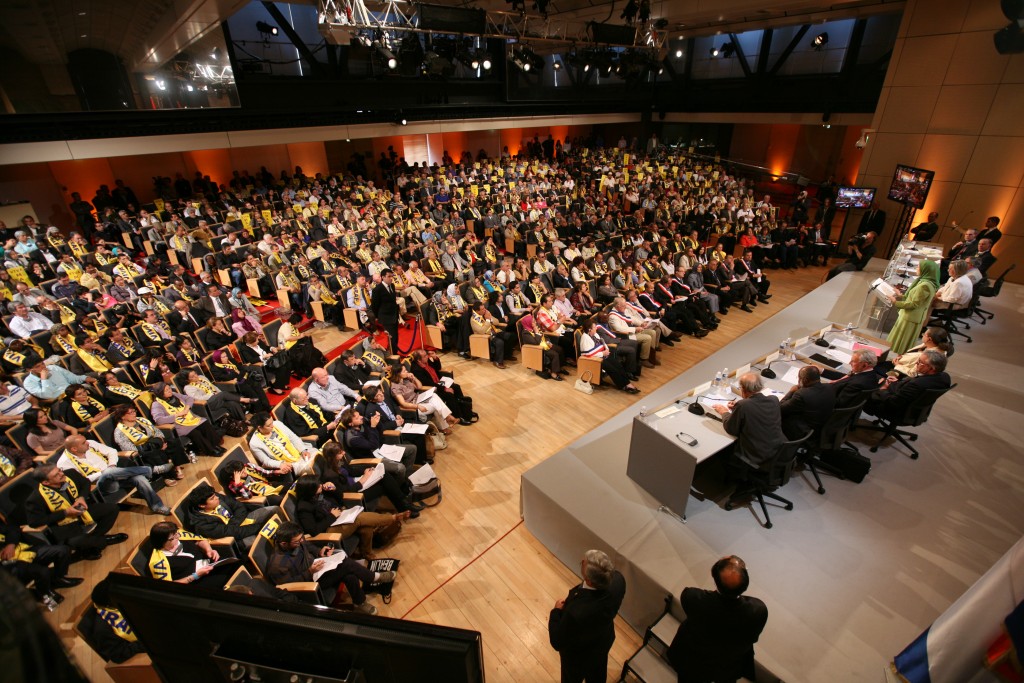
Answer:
(667, 555, 768, 683)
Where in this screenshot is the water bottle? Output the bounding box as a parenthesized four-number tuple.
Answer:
(784, 338, 792, 360)
(712, 371, 721, 391)
(638, 405, 649, 421)
(722, 368, 729, 393)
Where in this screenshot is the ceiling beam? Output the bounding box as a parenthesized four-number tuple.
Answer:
(261, 1, 326, 78)
(769, 24, 810, 76)
(728, 33, 752, 77)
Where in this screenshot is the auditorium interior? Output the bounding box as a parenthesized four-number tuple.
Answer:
(0, 0, 1022, 681)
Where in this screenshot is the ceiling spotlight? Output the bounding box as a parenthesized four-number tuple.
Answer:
(256, 21, 278, 37)
(210, 46, 220, 60)
(657, 65, 665, 74)
(186, 84, 194, 92)
(374, 40, 398, 69)
(396, 112, 408, 126)
(711, 42, 734, 58)
(812, 32, 829, 49)
(675, 48, 683, 58)
(553, 60, 562, 70)
(481, 55, 492, 70)
(156, 80, 166, 91)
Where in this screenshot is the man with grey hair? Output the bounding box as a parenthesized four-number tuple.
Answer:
(549, 548, 627, 683)
(832, 349, 881, 408)
(713, 372, 786, 469)
(866, 348, 950, 419)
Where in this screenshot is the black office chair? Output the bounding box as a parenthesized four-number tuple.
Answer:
(725, 431, 812, 529)
(801, 401, 866, 495)
(929, 302, 973, 343)
(860, 383, 956, 459)
(972, 264, 1014, 323)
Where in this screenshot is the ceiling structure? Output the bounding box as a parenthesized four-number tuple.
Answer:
(0, 0, 903, 75)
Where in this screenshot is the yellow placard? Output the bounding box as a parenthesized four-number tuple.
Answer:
(192, 202, 201, 210)
(623, 171, 629, 183)
(509, 181, 515, 190)
(302, 208, 312, 218)
(474, 162, 480, 169)
(470, 185, 479, 197)
(292, 203, 303, 214)
(240, 213, 252, 230)
(713, 171, 720, 180)
(153, 198, 165, 212)
(623, 154, 630, 166)
(483, 184, 491, 194)
(672, 166, 679, 175)
(261, 209, 273, 225)
(457, 187, 465, 197)
(688, 146, 694, 153)
(497, 168, 504, 177)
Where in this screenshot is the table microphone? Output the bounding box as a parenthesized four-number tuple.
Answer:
(756, 359, 787, 379)
(815, 324, 859, 347)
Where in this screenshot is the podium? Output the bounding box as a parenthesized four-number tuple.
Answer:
(860, 239, 944, 335)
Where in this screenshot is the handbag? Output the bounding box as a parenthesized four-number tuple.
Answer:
(574, 370, 594, 395)
(364, 557, 401, 604)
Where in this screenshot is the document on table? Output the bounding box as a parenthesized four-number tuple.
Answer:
(331, 505, 364, 527)
(438, 377, 454, 388)
(408, 464, 437, 486)
(374, 444, 407, 462)
(416, 387, 436, 402)
(760, 388, 787, 399)
(832, 338, 855, 351)
(826, 348, 853, 364)
(698, 396, 732, 410)
(400, 422, 429, 435)
(780, 366, 802, 386)
(313, 549, 350, 581)
(359, 463, 385, 491)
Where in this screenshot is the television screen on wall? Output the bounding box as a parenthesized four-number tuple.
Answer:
(887, 164, 935, 210)
(835, 186, 876, 209)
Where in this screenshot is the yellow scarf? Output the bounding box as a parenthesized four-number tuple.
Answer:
(116, 416, 155, 445)
(196, 505, 254, 526)
(241, 465, 283, 497)
(279, 271, 299, 289)
(49, 234, 66, 247)
(257, 425, 304, 463)
(0, 531, 35, 562)
(71, 397, 105, 422)
(3, 348, 26, 367)
(148, 531, 205, 581)
(109, 337, 137, 359)
(107, 383, 143, 400)
(59, 304, 77, 325)
(290, 401, 326, 430)
(155, 397, 201, 427)
(113, 263, 138, 279)
(142, 320, 171, 341)
(38, 479, 94, 526)
(0, 452, 15, 478)
(78, 348, 112, 373)
(70, 241, 89, 258)
(62, 261, 83, 281)
(96, 252, 115, 266)
(181, 347, 200, 364)
(188, 376, 218, 397)
(63, 447, 108, 477)
(362, 350, 386, 368)
(94, 607, 138, 642)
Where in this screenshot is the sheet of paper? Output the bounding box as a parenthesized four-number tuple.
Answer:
(363, 379, 381, 387)
(312, 548, 350, 581)
(416, 387, 436, 402)
(826, 348, 853, 364)
(408, 463, 437, 486)
(654, 405, 681, 419)
(438, 377, 454, 388)
(871, 277, 899, 299)
(374, 444, 407, 462)
(832, 338, 854, 351)
(780, 366, 802, 386)
(698, 396, 731, 409)
(359, 463, 385, 491)
(331, 505, 364, 527)
(760, 388, 786, 399)
(400, 422, 429, 435)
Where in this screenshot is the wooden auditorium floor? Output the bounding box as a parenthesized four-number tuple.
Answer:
(50, 265, 827, 683)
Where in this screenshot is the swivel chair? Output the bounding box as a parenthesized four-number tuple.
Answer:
(725, 431, 812, 529)
(860, 383, 956, 459)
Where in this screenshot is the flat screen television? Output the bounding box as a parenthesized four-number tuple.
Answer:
(105, 573, 486, 683)
(835, 186, 876, 209)
(887, 164, 935, 210)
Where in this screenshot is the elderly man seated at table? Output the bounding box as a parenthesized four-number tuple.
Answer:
(713, 372, 788, 474)
(865, 349, 951, 420)
(779, 366, 835, 440)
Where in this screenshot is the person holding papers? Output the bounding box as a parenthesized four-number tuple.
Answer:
(248, 413, 318, 479)
(339, 408, 416, 484)
(321, 442, 422, 518)
(293, 473, 410, 559)
(359, 385, 429, 465)
(712, 373, 787, 471)
(266, 520, 394, 615)
(779, 366, 835, 440)
(387, 363, 455, 434)
(885, 260, 939, 354)
(140, 521, 235, 589)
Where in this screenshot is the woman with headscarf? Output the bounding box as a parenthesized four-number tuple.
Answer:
(207, 348, 271, 411)
(885, 259, 940, 355)
(228, 287, 260, 316)
(230, 306, 263, 339)
(149, 381, 223, 457)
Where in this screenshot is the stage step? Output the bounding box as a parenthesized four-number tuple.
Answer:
(648, 612, 681, 655)
(621, 648, 677, 683)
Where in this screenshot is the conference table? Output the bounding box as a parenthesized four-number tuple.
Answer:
(626, 323, 890, 519)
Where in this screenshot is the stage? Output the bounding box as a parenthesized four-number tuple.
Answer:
(521, 265, 1024, 682)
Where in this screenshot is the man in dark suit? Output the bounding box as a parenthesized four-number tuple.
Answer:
(168, 300, 205, 335)
(281, 388, 339, 447)
(25, 464, 127, 561)
(713, 373, 787, 470)
(858, 202, 886, 236)
(371, 269, 401, 353)
(548, 549, 627, 683)
(976, 216, 1002, 246)
(333, 350, 372, 392)
(779, 366, 835, 439)
(667, 555, 768, 683)
(971, 238, 997, 276)
(910, 212, 940, 242)
(831, 349, 883, 407)
(197, 284, 233, 320)
(866, 349, 951, 419)
(359, 384, 427, 464)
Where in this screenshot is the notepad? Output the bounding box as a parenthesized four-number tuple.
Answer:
(408, 464, 437, 486)
(400, 422, 429, 435)
(374, 444, 407, 462)
(359, 463, 385, 491)
(312, 548, 350, 581)
(826, 348, 853, 364)
(331, 505, 364, 527)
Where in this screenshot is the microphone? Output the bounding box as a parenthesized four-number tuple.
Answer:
(755, 358, 788, 379)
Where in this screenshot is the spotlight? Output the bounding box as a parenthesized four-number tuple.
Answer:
(256, 21, 278, 37)
(710, 46, 719, 57)
(374, 41, 398, 69)
(186, 84, 194, 92)
(210, 46, 220, 60)
(156, 80, 166, 91)
(553, 60, 562, 70)
(710, 42, 734, 58)
(812, 32, 829, 49)
(481, 55, 492, 70)
(675, 48, 683, 58)
(396, 112, 408, 126)
(423, 50, 455, 77)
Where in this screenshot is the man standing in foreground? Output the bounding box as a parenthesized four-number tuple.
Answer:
(668, 555, 768, 683)
(549, 549, 627, 683)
